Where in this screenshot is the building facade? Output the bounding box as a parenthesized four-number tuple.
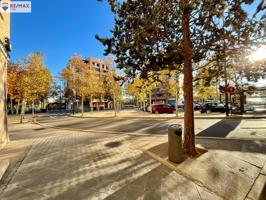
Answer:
(0, 4, 10, 149)
(86, 57, 111, 73)
(85, 58, 113, 109)
(65, 57, 114, 111)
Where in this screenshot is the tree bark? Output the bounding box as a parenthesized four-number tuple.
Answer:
(182, 4, 196, 156)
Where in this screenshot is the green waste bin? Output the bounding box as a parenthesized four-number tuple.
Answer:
(168, 124, 183, 163)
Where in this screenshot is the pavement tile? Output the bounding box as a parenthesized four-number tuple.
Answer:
(1, 186, 48, 200)
(2, 121, 266, 200)
(246, 174, 266, 200)
(178, 150, 263, 200)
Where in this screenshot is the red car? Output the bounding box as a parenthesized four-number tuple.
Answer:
(152, 104, 174, 114)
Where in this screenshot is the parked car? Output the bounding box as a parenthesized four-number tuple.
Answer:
(210, 104, 226, 113)
(194, 103, 201, 110)
(152, 104, 174, 114)
(123, 105, 136, 109)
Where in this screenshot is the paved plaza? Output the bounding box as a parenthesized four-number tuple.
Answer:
(0, 116, 266, 200)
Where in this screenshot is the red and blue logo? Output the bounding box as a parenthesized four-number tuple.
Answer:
(1, 1, 10, 12)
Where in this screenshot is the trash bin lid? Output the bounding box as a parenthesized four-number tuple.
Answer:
(168, 124, 182, 130)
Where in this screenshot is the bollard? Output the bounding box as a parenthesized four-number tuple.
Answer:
(168, 124, 183, 163)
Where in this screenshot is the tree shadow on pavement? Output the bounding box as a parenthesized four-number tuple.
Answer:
(0, 133, 175, 200)
(196, 137, 266, 154)
(197, 119, 241, 137)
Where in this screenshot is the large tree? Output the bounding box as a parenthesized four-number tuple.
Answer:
(97, 0, 265, 156)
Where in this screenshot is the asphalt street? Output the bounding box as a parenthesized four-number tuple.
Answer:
(36, 114, 243, 137)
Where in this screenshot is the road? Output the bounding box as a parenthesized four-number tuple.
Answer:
(2, 112, 265, 199)
(8, 110, 266, 139)
(35, 114, 244, 138)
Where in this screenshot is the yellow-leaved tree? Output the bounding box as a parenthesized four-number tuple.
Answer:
(104, 71, 122, 116)
(25, 53, 52, 118)
(7, 53, 52, 122)
(61, 55, 99, 116)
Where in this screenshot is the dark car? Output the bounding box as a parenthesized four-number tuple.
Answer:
(210, 104, 226, 113)
(152, 104, 174, 114)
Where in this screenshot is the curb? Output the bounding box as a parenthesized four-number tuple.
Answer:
(68, 115, 266, 120)
(0, 160, 9, 181)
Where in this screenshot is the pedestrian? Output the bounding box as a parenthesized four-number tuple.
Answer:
(203, 104, 209, 114)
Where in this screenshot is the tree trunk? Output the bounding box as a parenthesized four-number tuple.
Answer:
(149, 92, 152, 106)
(32, 100, 35, 118)
(182, 5, 196, 156)
(41, 100, 44, 109)
(10, 99, 14, 115)
(47, 99, 49, 113)
(143, 101, 146, 111)
(97, 103, 100, 112)
(113, 94, 117, 117)
(16, 100, 20, 115)
(81, 95, 84, 117)
(239, 91, 245, 114)
(20, 100, 26, 124)
(90, 95, 93, 112)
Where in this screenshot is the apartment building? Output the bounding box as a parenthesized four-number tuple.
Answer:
(85, 57, 111, 73)
(0, 3, 11, 149)
(85, 58, 112, 109)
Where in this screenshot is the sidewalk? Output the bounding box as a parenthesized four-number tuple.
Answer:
(0, 123, 265, 199)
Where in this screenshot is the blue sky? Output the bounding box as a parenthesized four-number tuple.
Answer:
(11, 0, 114, 75)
